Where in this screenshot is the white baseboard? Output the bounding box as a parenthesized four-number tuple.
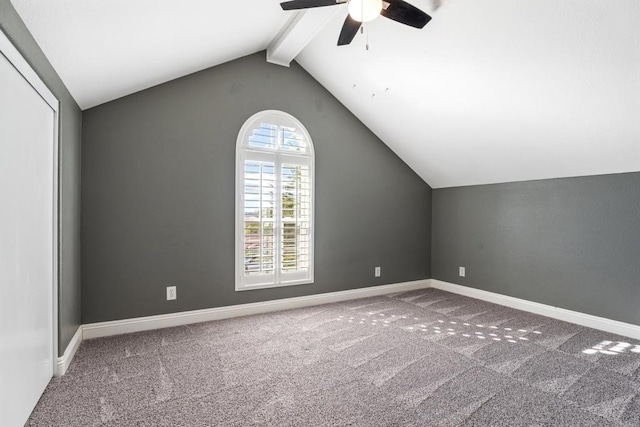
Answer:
(58, 278, 640, 376)
(430, 279, 640, 340)
(82, 279, 430, 340)
(54, 326, 82, 377)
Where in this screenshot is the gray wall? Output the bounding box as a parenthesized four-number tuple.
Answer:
(432, 173, 640, 325)
(1, 1, 82, 355)
(81, 52, 432, 323)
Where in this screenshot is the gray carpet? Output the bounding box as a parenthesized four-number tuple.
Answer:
(28, 288, 640, 426)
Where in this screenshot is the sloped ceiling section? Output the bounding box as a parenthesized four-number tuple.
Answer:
(11, 0, 290, 110)
(296, 0, 640, 188)
(12, 0, 640, 188)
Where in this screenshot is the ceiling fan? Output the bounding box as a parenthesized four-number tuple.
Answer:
(280, 0, 432, 46)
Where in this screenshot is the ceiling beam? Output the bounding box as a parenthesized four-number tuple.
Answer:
(267, 8, 340, 67)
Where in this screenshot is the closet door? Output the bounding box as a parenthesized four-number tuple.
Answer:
(0, 36, 57, 426)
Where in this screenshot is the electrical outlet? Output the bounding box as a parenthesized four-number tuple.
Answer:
(375, 266, 381, 277)
(459, 266, 466, 277)
(166, 286, 177, 301)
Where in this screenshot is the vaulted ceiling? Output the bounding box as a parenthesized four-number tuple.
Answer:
(12, 0, 640, 188)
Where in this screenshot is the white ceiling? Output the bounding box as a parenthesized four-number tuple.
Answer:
(11, 0, 291, 110)
(12, 0, 640, 188)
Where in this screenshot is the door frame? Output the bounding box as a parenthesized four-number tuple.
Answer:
(0, 28, 60, 374)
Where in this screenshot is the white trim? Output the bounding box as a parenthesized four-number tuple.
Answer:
(430, 279, 640, 340)
(58, 278, 640, 374)
(51, 102, 60, 376)
(0, 30, 57, 109)
(0, 28, 60, 378)
(235, 110, 315, 292)
(83, 280, 430, 339)
(54, 327, 82, 377)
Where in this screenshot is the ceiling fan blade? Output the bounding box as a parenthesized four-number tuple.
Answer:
(280, 0, 344, 10)
(337, 15, 361, 46)
(381, 0, 431, 29)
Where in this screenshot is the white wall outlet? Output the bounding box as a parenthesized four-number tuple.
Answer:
(375, 266, 381, 277)
(459, 266, 466, 277)
(166, 286, 177, 301)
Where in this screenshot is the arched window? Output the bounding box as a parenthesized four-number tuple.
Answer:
(236, 110, 314, 291)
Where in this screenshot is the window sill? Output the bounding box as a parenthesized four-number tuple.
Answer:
(235, 279, 314, 292)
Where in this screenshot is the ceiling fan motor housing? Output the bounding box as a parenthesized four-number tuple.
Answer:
(348, 0, 383, 22)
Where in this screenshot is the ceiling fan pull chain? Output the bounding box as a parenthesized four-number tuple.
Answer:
(361, 0, 364, 35)
(360, 1, 369, 50)
(366, 24, 369, 50)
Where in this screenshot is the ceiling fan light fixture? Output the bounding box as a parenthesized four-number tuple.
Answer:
(348, 0, 383, 23)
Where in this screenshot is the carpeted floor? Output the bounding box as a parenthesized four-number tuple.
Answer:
(28, 288, 640, 426)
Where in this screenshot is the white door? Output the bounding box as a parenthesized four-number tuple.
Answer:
(0, 32, 57, 427)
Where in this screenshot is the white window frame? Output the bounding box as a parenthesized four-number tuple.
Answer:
(235, 110, 315, 291)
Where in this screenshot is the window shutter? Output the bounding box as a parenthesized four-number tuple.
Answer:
(236, 111, 314, 291)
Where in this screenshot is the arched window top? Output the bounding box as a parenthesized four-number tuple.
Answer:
(238, 110, 313, 156)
